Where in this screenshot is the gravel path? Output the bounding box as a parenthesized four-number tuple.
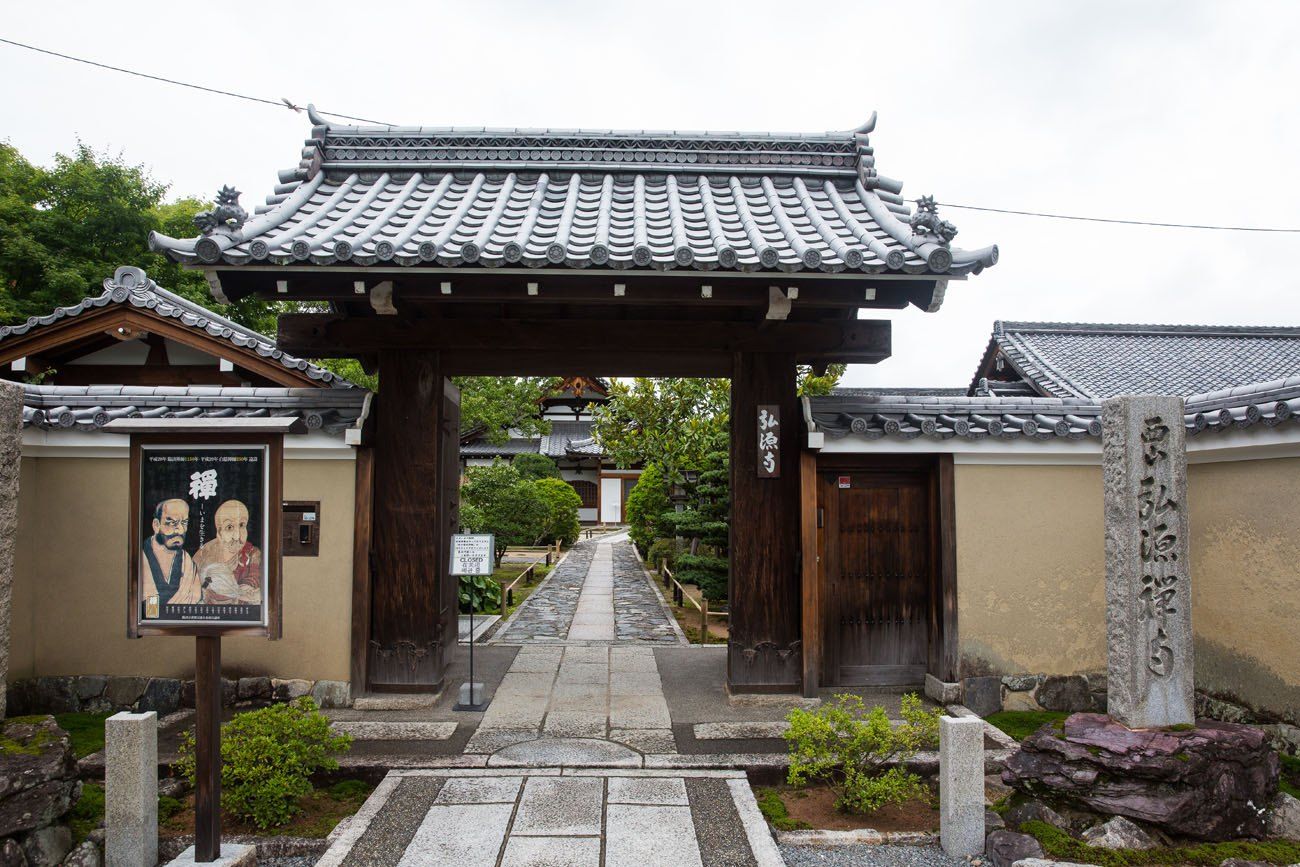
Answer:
(780, 843, 970, 867)
(493, 539, 595, 641)
(612, 541, 683, 643)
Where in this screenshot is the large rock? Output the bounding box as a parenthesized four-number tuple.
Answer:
(0, 781, 77, 837)
(60, 841, 100, 867)
(1004, 798, 1068, 831)
(20, 825, 71, 867)
(103, 677, 147, 710)
(1002, 712, 1278, 840)
(963, 676, 1003, 717)
(0, 838, 27, 867)
(311, 680, 351, 709)
(1035, 675, 1090, 712)
(0, 718, 76, 801)
(985, 830, 1043, 867)
(1081, 815, 1157, 849)
(1265, 792, 1300, 840)
(136, 679, 181, 716)
(236, 677, 271, 702)
(25, 680, 78, 715)
(271, 679, 313, 702)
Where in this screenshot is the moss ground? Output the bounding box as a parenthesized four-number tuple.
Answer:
(54, 712, 111, 758)
(985, 710, 1069, 741)
(1281, 752, 1300, 799)
(1021, 819, 1300, 865)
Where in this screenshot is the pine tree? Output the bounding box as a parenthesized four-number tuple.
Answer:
(662, 430, 730, 602)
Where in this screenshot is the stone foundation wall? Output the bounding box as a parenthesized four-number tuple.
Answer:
(8, 674, 352, 717)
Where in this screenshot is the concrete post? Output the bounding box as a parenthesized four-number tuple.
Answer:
(939, 715, 985, 856)
(106, 711, 157, 867)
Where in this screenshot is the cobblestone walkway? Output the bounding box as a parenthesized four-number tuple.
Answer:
(494, 534, 682, 645)
(321, 768, 782, 867)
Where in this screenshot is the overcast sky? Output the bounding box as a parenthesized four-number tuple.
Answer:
(3, 0, 1298, 388)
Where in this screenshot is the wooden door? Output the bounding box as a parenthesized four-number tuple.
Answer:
(820, 470, 931, 687)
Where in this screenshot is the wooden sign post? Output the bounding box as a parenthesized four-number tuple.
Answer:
(124, 431, 284, 863)
(450, 533, 494, 712)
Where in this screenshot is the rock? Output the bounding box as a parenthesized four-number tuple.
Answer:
(1035, 675, 1090, 712)
(271, 679, 313, 702)
(311, 680, 351, 709)
(1002, 712, 1278, 840)
(136, 678, 181, 716)
(1264, 792, 1300, 840)
(0, 717, 77, 801)
(60, 841, 100, 867)
(236, 677, 270, 702)
(29, 679, 78, 715)
(1012, 861, 1100, 867)
(925, 673, 960, 704)
(963, 676, 1003, 717)
(1195, 693, 1251, 724)
(221, 678, 237, 708)
(985, 830, 1043, 867)
(1004, 798, 1068, 831)
(0, 780, 76, 837)
(103, 677, 147, 710)
(1002, 691, 1043, 712)
(84, 831, 102, 847)
(21, 825, 71, 867)
(158, 777, 186, 799)
(72, 678, 106, 703)
(1002, 675, 1041, 693)
(1218, 861, 1267, 867)
(0, 838, 27, 867)
(985, 810, 1006, 832)
(1081, 815, 1157, 849)
(179, 680, 195, 709)
(985, 773, 1014, 803)
(1261, 723, 1300, 756)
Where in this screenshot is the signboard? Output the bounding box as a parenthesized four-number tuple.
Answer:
(838, 475, 851, 489)
(757, 404, 781, 478)
(129, 436, 282, 637)
(450, 533, 495, 576)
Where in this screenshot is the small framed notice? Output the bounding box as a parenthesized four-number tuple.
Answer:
(450, 534, 495, 576)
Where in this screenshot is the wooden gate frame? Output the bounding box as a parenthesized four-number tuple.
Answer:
(799, 451, 957, 697)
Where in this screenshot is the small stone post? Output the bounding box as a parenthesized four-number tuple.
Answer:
(1102, 395, 1194, 728)
(106, 711, 158, 867)
(0, 380, 23, 718)
(939, 715, 985, 856)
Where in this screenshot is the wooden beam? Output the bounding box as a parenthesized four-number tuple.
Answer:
(278, 314, 890, 365)
(349, 446, 374, 695)
(936, 454, 959, 682)
(800, 449, 821, 698)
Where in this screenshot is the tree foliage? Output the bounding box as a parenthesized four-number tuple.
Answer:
(454, 376, 556, 444)
(459, 461, 547, 564)
(532, 477, 582, 546)
(661, 428, 730, 601)
(624, 463, 671, 552)
(591, 379, 729, 484)
(512, 453, 561, 481)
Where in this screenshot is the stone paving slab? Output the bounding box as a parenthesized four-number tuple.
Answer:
(331, 721, 458, 741)
(321, 769, 779, 867)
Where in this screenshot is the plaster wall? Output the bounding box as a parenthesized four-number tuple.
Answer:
(954, 463, 1107, 678)
(8, 455, 354, 683)
(1188, 457, 1300, 722)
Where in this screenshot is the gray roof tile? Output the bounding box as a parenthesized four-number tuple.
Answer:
(148, 112, 997, 290)
(0, 266, 354, 389)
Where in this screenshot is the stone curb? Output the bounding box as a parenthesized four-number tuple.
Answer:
(775, 829, 938, 846)
(314, 774, 403, 867)
(728, 777, 787, 867)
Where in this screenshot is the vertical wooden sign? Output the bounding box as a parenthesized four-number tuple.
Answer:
(757, 404, 780, 478)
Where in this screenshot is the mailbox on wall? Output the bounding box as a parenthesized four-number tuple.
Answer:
(281, 500, 320, 557)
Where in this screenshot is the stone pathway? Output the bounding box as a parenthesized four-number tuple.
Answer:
(319, 768, 783, 867)
(494, 534, 683, 644)
(466, 645, 676, 756)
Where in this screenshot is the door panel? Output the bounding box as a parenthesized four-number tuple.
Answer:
(821, 470, 931, 687)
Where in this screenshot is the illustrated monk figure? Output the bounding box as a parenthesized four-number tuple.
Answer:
(193, 499, 263, 604)
(142, 498, 203, 611)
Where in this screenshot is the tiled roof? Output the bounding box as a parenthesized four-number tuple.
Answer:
(21, 384, 366, 435)
(977, 321, 1300, 399)
(540, 420, 602, 458)
(148, 110, 997, 287)
(811, 374, 1300, 442)
(0, 266, 353, 388)
(460, 437, 540, 457)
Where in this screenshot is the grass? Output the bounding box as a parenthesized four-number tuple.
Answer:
(985, 711, 1069, 741)
(1281, 753, 1300, 799)
(68, 782, 104, 843)
(1021, 819, 1300, 866)
(754, 786, 810, 831)
(54, 712, 111, 758)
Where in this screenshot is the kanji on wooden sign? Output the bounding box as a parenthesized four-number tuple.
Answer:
(757, 405, 780, 478)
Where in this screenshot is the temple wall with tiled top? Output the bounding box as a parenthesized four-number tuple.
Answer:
(953, 458, 1300, 725)
(8, 455, 354, 683)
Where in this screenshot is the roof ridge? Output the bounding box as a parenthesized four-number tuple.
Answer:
(996, 320, 1300, 337)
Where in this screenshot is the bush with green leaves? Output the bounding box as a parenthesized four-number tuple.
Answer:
(646, 537, 684, 573)
(459, 460, 548, 564)
(176, 697, 351, 829)
(512, 453, 561, 481)
(660, 428, 729, 601)
(784, 693, 940, 814)
(624, 463, 671, 551)
(532, 477, 582, 546)
(458, 573, 501, 613)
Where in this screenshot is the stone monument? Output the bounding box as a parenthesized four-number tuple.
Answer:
(1102, 395, 1193, 729)
(0, 380, 22, 719)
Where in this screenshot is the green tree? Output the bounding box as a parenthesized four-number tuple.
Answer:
(532, 477, 582, 546)
(459, 460, 547, 565)
(798, 363, 847, 397)
(591, 379, 729, 485)
(512, 453, 561, 481)
(624, 463, 672, 552)
(662, 429, 730, 602)
(454, 376, 556, 444)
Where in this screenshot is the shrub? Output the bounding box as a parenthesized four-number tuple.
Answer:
(459, 573, 501, 613)
(625, 464, 670, 551)
(176, 697, 351, 829)
(784, 693, 940, 814)
(532, 477, 582, 546)
(460, 460, 548, 564)
(675, 552, 728, 603)
(646, 537, 683, 573)
(512, 453, 561, 481)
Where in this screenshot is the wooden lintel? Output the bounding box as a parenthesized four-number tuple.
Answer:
(278, 314, 891, 366)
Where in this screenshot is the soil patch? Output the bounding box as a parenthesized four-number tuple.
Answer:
(160, 780, 373, 840)
(778, 784, 938, 832)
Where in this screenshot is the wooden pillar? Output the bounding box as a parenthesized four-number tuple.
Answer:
(728, 351, 802, 692)
(799, 449, 821, 698)
(349, 446, 374, 693)
(368, 351, 449, 692)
